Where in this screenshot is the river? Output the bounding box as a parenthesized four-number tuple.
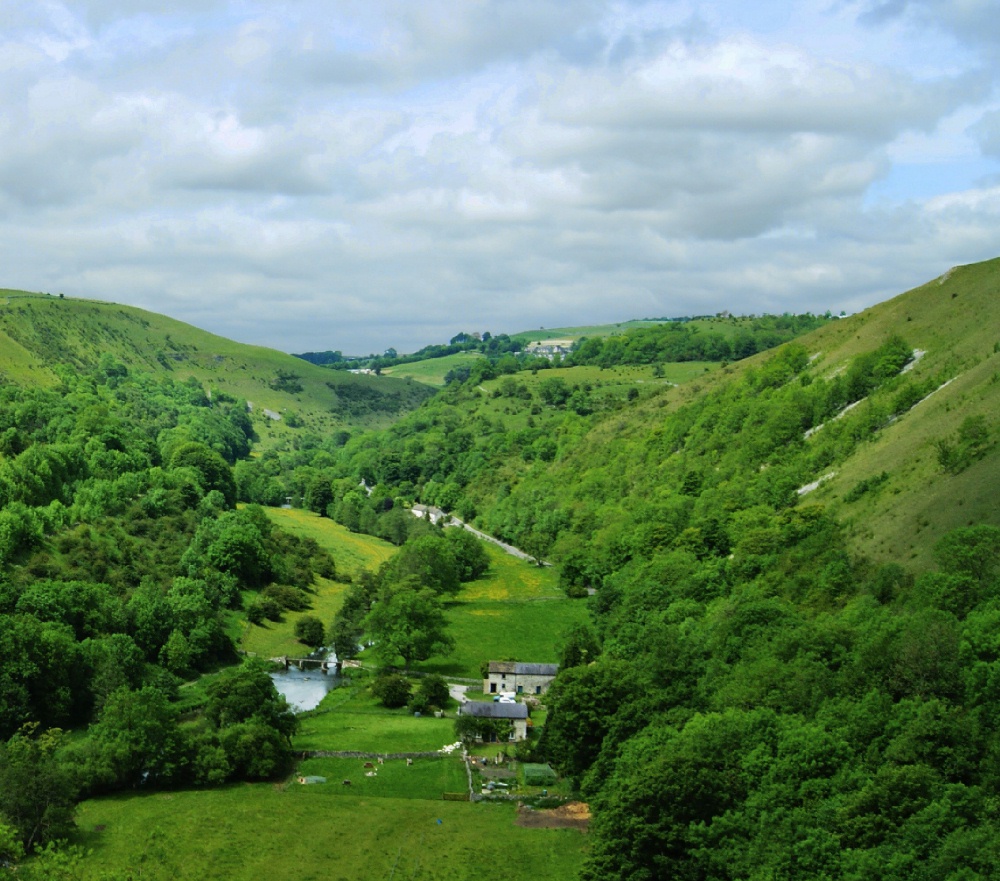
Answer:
(269, 654, 341, 712)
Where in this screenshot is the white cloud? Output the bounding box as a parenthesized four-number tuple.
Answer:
(0, 1, 996, 354)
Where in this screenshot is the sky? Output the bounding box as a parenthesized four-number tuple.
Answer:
(2, 1, 999, 356)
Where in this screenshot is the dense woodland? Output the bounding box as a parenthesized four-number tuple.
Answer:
(0, 360, 338, 864)
(1, 288, 999, 879)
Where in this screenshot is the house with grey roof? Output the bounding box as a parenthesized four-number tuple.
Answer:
(484, 661, 558, 697)
(458, 700, 529, 741)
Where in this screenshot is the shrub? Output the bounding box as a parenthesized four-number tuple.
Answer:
(371, 673, 411, 709)
(263, 584, 311, 611)
(258, 597, 283, 621)
(418, 674, 450, 709)
(408, 693, 430, 715)
(294, 615, 325, 647)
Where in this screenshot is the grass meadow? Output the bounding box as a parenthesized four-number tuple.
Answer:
(293, 679, 458, 754)
(294, 755, 468, 798)
(74, 788, 586, 881)
(264, 506, 399, 577)
(413, 545, 591, 680)
(382, 351, 484, 386)
(238, 509, 397, 658)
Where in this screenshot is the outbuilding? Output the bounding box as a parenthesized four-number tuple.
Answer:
(458, 700, 529, 741)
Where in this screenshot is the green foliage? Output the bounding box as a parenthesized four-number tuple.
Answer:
(204, 660, 297, 744)
(844, 469, 890, 502)
(559, 622, 601, 669)
(85, 686, 185, 790)
(0, 725, 78, 851)
(417, 674, 450, 709)
(293, 614, 325, 647)
(443, 527, 490, 581)
(363, 580, 454, 669)
(380, 533, 461, 595)
(370, 672, 412, 709)
(454, 712, 512, 745)
(169, 442, 237, 507)
(936, 414, 992, 474)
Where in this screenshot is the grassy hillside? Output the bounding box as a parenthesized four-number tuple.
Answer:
(0, 290, 434, 445)
(496, 257, 1000, 575)
(765, 258, 1000, 568)
(382, 351, 485, 386)
(511, 314, 815, 346)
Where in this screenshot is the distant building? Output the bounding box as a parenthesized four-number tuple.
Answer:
(525, 339, 573, 360)
(484, 661, 558, 696)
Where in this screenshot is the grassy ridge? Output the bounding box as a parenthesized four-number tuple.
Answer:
(511, 315, 804, 345)
(382, 351, 485, 386)
(783, 257, 1000, 567)
(0, 291, 434, 446)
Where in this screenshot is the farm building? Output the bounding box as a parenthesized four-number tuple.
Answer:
(458, 700, 529, 741)
(484, 661, 558, 696)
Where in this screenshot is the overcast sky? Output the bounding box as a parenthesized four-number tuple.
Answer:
(2, 1, 999, 355)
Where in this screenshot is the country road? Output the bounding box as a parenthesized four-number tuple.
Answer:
(410, 504, 549, 565)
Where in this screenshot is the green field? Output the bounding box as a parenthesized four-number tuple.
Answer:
(73, 788, 586, 881)
(294, 755, 467, 798)
(264, 507, 398, 577)
(294, 681, 457, 754)
(412, 545, 590, 679)
(383, 351, 484, 386)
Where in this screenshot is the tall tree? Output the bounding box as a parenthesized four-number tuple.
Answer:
(363, 579, 454, 669)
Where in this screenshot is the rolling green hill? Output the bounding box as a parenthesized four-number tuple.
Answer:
(502, 259, 1000, 573)
(0, 290, 434, 445)
(318, 258, 998, 577)
(735, 257, 1000, 568)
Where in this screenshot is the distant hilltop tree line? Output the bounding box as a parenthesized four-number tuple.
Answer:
(294, 313, 833, 381)
(294, 330, 522, 372)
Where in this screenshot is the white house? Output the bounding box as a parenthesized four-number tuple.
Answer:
(484, 661, 558, 697)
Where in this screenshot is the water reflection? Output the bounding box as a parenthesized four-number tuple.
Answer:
(269, 655, 341, 712)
